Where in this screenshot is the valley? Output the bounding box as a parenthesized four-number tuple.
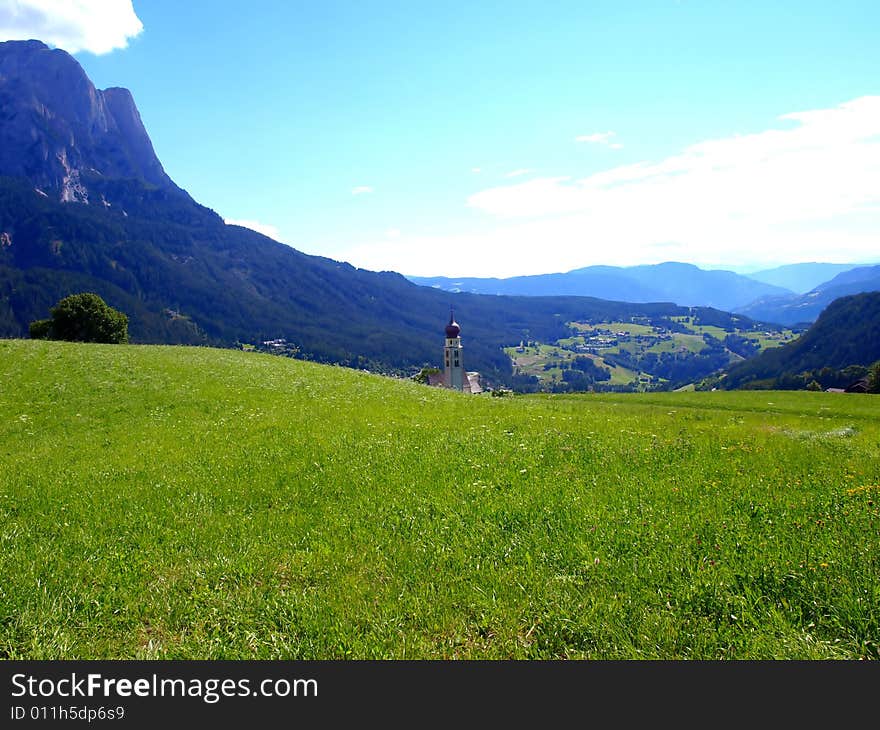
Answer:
(505, 315, 797, 392)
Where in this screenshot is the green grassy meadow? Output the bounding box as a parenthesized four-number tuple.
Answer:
(1, 340, 878, 659)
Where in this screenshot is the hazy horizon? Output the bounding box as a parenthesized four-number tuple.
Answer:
(401, 259, 880, 281)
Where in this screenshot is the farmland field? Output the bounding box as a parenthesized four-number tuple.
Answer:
(508, 317, 797, 391)
(1, 340, 878, 659)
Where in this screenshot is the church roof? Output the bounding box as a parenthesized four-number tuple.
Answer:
(445, 309, 461, 338)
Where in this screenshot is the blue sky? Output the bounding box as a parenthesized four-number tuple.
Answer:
(2, 1, 880, 276)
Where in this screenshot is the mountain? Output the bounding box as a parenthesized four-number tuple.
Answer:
(0, 39, 768, 388)
(736, 265, 880, 326)
(0, 40, 184, 204)
(409, 262, 793, 311)
(721, 292, 880, 390)
(4, 169, 736, 384)
(745, 262, 868, 294)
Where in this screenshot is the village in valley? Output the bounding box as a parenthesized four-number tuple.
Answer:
(504, 314, 797, 392)
(246, 311, 799, 395)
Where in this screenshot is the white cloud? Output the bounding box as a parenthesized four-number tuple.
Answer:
(576, 131, 614, 144)
(576, 131, 623, 149)
(0, 0, 143, 55)
(474, 97, 880, 224)
(471, 167, 482, 173)
(504, 168, 533, 178)
(335, 96, 880, 277)
(352, 185, 374, 195)
(224, 218, 283, 241)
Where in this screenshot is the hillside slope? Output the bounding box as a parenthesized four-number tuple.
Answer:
(746, 262, 868, 294)
(736, 265, 880, 326)
(2, 339, 878, 659)
(1, 173, 739, 383)
(722, 292, 880, 389)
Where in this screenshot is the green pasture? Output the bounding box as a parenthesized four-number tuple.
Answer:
(570, 321, 657, 337)
(1, 340, 877, 659)
(506, 344, 636, 386)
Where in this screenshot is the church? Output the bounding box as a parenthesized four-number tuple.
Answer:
(426, 310, 483, 394)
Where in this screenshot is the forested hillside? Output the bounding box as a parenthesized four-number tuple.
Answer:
(720, 292, 880, 390)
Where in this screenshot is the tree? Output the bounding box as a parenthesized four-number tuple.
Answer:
(30, 293, 128, 344)
(28, 319, 52, 339)
(413, 367, 440, 384)
(868, 360, 880, 394)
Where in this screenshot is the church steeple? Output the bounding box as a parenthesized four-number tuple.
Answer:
(443, 308, 464, 391)
(445, 308, 461, 338)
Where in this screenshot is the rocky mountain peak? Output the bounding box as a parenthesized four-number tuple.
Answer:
(0, 38, 183, 203)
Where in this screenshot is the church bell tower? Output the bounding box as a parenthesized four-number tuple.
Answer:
(443, 309, 465, 391)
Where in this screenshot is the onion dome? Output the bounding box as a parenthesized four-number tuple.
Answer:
(445, 310, 461, 338)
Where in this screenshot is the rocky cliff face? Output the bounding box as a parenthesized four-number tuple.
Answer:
(0, 39, 182, 203)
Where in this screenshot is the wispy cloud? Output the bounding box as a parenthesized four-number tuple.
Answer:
(475, 97, 880, 224)
(504, 168, 533, 178)
(576, 131, 613, 144)
(576, 131, 623, 149)
(352, 185, 374, 195)
(224, 218, 283, 242)
(335, 97, 880, 277)
(0, 0, 143, 55)
(471, 167, 482, 173)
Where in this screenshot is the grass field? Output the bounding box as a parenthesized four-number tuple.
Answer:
(1, 340, 878, 659)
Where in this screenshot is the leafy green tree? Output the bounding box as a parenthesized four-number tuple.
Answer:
(28, 318, 52, 339)
(413, 367, 440, 384)
(868, 360, 880, 394)
(30, 293, 128, 344)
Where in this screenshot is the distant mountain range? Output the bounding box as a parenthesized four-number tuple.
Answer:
(410, 260, 879, 318)
(409, 262, 795, 312)
(744, 262, 871, 294)
(720, 291, 880, 390)
(735, 265, 880, 326)
(0, 39, 765, 389)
